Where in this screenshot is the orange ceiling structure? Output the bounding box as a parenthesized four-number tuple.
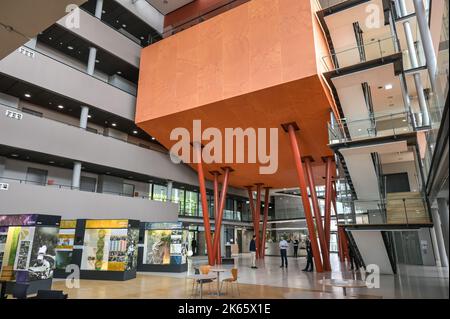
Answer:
(136, 0, 336, 188)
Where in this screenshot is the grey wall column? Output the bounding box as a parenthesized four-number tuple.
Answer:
(80, 106, 89, 129)
(94, 0, 104, 19)
(437, 198, 449, 261)
(166, 180, 173, 201)
(87, 47, 97, 76)
(72, 161, 82, 189)
(429, 226, 442, 266)
(413, 0, 437, 91)
(431, 207, 449, 267)
(398, 0, 430, 127)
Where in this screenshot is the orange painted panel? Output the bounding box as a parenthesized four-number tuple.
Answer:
(136, 0, 335, 188)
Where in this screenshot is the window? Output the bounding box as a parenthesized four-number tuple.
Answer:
(153, 184, 167, 201)
(80, 176, 96, 192)
(26, 167, 47, 185)
(172, 188, 185, 214)
(185, 190, 199, 216)
(122, 183, 135, 197)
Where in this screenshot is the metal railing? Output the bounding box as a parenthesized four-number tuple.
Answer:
(322, 35, 426, 72)
(0, 102, 167, 155)
(328, 110, 415, 144)
(160, 0, 250, 39)
(346, 195, 431, 225)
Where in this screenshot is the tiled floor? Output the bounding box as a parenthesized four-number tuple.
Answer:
(51, 254, 449, 299)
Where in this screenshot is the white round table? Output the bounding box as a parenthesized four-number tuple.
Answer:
(319, 279, 368, 297)
(210, 268, 228, 296)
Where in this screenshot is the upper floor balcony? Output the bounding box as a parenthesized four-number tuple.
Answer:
(0, 176, 179, 223)
(0, 45, 137, 120)
(0, 102, 200, 186)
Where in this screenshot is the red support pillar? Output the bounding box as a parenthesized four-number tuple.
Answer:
(210, 171, 221, 264)
(324, 156, 333, 250)
(260, 187, 271, 258)
(285, 123, 324, 272)
(304, 157, 331, 271)
(254, 183, 263, 258)
(194, 142, 215, 266)
(212, 167, 231, 264)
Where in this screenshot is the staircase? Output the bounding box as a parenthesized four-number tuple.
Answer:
(386, 192, 430, 224)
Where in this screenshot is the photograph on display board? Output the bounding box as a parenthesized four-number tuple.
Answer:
(28, 227, 58, 281)
(55, 228, 75, 270)
(126, 228, 139, 271)
(81, 229, 111, 271)
(0, 229, 7, 269)
(106, 229, 128, 271)
(144, 230, 171, 264)
(14, 227, 35, 271)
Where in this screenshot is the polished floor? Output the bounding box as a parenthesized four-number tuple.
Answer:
(51, 254, 449, 299)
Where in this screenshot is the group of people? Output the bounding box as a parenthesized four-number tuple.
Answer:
(249, 235, 314, 271)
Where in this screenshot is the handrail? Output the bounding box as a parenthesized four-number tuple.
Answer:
(0, 102, 168, 155)
(161, 0, 250, 38)
(19, 44, 137, 97)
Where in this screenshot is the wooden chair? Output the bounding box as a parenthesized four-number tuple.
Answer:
(221, 268, 240, 297)
(190, 266, 215, 298)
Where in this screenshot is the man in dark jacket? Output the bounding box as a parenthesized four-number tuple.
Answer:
(249, 235, 257, 269)
(302, 238, 314, 272)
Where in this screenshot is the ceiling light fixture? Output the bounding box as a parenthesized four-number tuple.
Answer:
(385, 84, 393, 90)
(24, 93, 31, 98)
(49, 161, 55, 164)
(67, 46, 74, 50)
(11, 154, 19, 157)
(117, 71, 122, 74)
(88, 115, 92, 118)
(112, 123, 117, 127)
(151, 137, 156, 140)
(122, 24, 127, 28)
(133, 130, 138, 134)
(57, 105, 64, 109)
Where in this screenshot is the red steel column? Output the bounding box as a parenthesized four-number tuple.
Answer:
(194, 143, 215, 266)
(254, 183, 263, 258)
(324, 156, 333, 250)
(260, 187, 271, 258)
(286, 124, 324, 272)
(246, 186, 258, 257)
(212, 167, 231, 264)
(211, 171, 221, 264)
(304, 158, 331, 271)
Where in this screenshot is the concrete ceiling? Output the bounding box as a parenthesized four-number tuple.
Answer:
(0, 0, 86, 60)
(145, 0, 194, 15)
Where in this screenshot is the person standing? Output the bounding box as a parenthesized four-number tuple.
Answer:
(191, 238, 197, 256)
(302, 238, 314, 272)
(348, 243, 359, 271)
(293, 238, 299, 258)
(279, 237, 288, 268)
(249, 235, 257, 269)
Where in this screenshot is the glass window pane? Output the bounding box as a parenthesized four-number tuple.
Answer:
(153, 184, 167, 202)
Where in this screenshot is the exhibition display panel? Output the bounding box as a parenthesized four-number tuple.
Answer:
(0, 214, 61, 294)
(77, 219, 140, 281)
(138, 222, 188, 273)
(53, 220, 76, 278)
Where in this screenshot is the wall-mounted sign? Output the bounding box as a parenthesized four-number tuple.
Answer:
(18, 47, 35, 59)
(5, 109, 23, 120)
(0, 183, 9, 191)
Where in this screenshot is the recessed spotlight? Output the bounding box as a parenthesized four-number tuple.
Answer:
(151, 137, 156, 140)
(95, 59, 100, 63)
(111, 123, 117, 127)
(49, 102, 52, 105)
(385, 84, 393, 90)
(59, 42, 63, 45)
(122, 24, 127, 28)
(102, 10, 106, 13)
(133, 130, 138, 134)
(11, 154, 19, 157)
(117, 71, 122, 75)
(49, 161, 55, 164)
(24, 93, 31, 98)
(140, 36, 145, 40)
(88, 115, 92, 118)
(358, 128, 362, 132)
(67, 46, 74, 50)
(106, 172, 111, 175)
(48, 37, 53, 40)
(57, 105, 64, 109)
(402, 119, 407, 122)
